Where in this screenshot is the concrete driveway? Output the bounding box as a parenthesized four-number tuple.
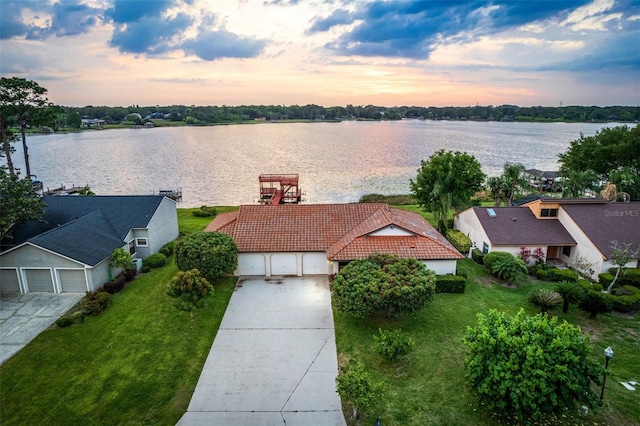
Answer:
(0, 292, 84, 365)
(177, 276, 346, 426)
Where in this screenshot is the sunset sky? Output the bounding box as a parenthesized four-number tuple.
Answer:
(1, 0, 639, 107)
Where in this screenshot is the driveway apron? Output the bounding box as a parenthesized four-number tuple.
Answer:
(177, 276, 346, 426)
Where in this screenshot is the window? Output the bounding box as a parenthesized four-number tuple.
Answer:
(540, 208, 558, 218)
(128, 241, 135, 255)
(562, 246, 572, 257)
(483, 242, 489, 254)
(136, 238, 148, 247)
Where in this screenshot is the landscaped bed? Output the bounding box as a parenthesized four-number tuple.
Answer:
(334, 258, 640, 426)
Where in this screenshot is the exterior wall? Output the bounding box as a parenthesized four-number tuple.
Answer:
(422, 259, 457, 275)
(89, 258, 112, 291)
(557, 208, 604, 280)
(454, 210, 492, 255)
(145, 197, 179, 257)
(236, 252, 331, 277)
(369, 226, 414, 236)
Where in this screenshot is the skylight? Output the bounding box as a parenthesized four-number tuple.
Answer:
(487, 208, 497, 218)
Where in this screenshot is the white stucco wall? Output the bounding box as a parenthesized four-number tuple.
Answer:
(557, 208, 604, 279)
(454, 209, 492, 254)
(146, 197, 179, 256)
(369, 226, 414, 236)
(422, 259, 457, 275)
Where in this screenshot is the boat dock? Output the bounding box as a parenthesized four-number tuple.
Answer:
(43, 184, 87, 196)
(157, 188, 182, 201)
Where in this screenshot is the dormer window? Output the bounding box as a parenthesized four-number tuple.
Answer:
(540, 208, 558, 218)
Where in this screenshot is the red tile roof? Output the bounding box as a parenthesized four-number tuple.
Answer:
(206, 204, 462, 261)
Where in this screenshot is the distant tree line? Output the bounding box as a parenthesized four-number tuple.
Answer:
(61, 104, 639, 126)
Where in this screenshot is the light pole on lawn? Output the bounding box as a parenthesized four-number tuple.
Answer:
(600, 346, 614, 400)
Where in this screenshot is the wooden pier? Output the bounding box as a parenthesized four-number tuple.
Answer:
(43, 184, 87, 196)
(157, 188, 182, 201)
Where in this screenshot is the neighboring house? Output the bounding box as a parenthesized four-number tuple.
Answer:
(454, 197, 640, 280)
(206, 203, 462, 277)
(0, 196, 179, 294)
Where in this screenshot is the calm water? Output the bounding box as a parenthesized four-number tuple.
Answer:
(6, 120, 623, 207)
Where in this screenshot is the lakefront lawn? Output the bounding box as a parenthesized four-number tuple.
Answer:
(334, 258, 640, 426)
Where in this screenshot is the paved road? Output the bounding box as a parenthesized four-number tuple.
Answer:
(177, 276, 346, 426)
(0, 292, 84, 365)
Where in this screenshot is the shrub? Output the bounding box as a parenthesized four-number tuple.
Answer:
(124, 268, 136, 282)
(192, 205, 217, 217)
(609, 267, 640, 288)
(464, 309, 603, 423)
(471, 248, 485, 265)
(445, 229, 471, 254)
(598, 273, 615, 288)
(527, 289, 562, 314)
(167, 269, 214, 319)
(609, 285, 640, 312)
(56, 317, 74, 328)
(336, 364, 385, 420)
(482, 251, 513, 272)
(160, 241, 175, 257)
(488, 254, 527, 284)
(435, 274, 466, 293)
(333, 254, 436, 318)
(81, 291, 112, 316)
(536, 268, 549, 280)
(548, 268, 579, 282)
(103, 275, 126, 294)
(579, 291, 613, 319)
(592, 283, 604, 292)
(110, 247, 133, 271)
(144, 253, 167, 269)
(141, 265, 151, 273)
(176, 231, 238, 280)
(373, 329, 415, 361)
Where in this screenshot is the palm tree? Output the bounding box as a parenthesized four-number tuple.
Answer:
(559, 169, 599, 198)
(486, 176, 503, 206)
(528, 289, 563, 315)
(500, 163, 526, 205)
(555, 281, 585, 313)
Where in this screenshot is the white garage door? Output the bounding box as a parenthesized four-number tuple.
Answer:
(25, 269, 54, 292)
(0, 269, 21, 293)
(270, 253, 297, 276)
(238, 254, 266, 276)
(59, 270, 88, 293)
(302, 253, 328, 275)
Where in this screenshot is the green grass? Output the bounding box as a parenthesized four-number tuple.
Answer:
(335, 259, 640, 426)
(177, 206, 238, 234)
(0, 208, 236, 425)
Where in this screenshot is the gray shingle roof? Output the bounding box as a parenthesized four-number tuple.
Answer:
(561, 202, 640, 259)
(3, 195, 166, 266)
(473, 206, 576, 246)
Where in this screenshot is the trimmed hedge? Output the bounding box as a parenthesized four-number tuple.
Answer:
(609, 285, 640, 313)
(608, 267, 640, 288)
(144, 253, 167, 269)
(160, 241, 176, 257)
(445, 229, 471, 255)
(103, 275, 126, 294)
(598, 273, 615, 289)
(192, 205, 217, 217)
(547, 267, 579, 282)
(471, 248, 485, 265)
(435, 274, 466, 293)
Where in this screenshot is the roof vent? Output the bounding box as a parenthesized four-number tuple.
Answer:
(487, 208, 497, 218)
(512, 218, 517, 221)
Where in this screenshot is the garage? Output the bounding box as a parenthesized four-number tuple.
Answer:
(302, 253, 328, 275)
(237, 254, 267, 276)
(0, 269, 21, 293)
(270, 253, 297, 276)
(58, 269, 88, 293)
(24, 269, 54, 292)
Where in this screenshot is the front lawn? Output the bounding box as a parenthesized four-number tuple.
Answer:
(177, 206, 238, 234)
(334, 259, 640, 426)
(0, 209, 236, 425)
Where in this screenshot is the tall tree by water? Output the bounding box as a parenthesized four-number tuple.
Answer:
(411, 149, 485, 232)
(0, 167, 45, 240)
(0, 77, 51, 178)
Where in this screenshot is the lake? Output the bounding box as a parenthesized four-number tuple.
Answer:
(5, 120, 624, 207)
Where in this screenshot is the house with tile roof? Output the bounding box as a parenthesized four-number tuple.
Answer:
(0, 196, 178, 293)
(206, 203, 463, 277)
(454, 197, 640, 281)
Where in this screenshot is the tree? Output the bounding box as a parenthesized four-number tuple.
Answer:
(175, 231, 238, 280)
(579, 291, 613, 319)
(464, 309, 603, 423)
(486, 176, 502, 206)
(332, 254, 436, 318)
(555, 280, 585, 313)
(0, 167, 45, 240)
(527, 289, 562, 315)
(499, 162, 526, 205)
(0, 77, 51, 178)
(167, 269, 214, 320)
(410, 150, 485, 232)
(335, 364, 384, 420)
(607, 241, 640, 293)
(558, 168, 599, 198)
(109, 247, 133, 279)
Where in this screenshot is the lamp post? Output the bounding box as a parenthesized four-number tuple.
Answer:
(600, 346, 614, 400)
